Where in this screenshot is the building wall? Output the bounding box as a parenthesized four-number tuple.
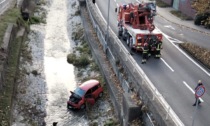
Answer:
(161, 0, 173, 6)
(179, 0, 196, 18)
(161, 0, 196, 19)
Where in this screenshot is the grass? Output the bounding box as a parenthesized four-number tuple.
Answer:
(0, 36, 25, 126)
(0, 8, 20, 46)
(170, 10, 193, 20)
(155, 0, 170, 8)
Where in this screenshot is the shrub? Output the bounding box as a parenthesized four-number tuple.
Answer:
(194, 13, 210, 25)
(67, 53, 90, 67)
(75, 55, 90, 67)
(30, 16, 41, 24)
(67, 53, 77, 64)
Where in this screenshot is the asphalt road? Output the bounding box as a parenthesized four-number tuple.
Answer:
(94, 0, 210, 125)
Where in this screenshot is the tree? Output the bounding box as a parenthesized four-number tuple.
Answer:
(192, 0, 210, 28)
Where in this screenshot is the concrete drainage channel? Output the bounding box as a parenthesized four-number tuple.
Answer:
(79, 0, 184, 126)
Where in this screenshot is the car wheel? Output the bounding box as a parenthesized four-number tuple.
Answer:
(80, 104, 86, 109)
(99, 92, 103, 98)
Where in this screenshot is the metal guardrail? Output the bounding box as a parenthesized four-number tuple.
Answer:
(85, 0, 184, 126)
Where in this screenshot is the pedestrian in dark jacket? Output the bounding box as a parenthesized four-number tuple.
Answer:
(193, 80, 203, 106)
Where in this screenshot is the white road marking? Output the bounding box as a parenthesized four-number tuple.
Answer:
(183, 81, 204, 102)
(157, 28, 210, 77)
(161, 58, 174, 72)
(168, 37, 183, 44)
(96, 2, 174, 72)
(97, 1, 210, 77)
(164, 25, 175, 30)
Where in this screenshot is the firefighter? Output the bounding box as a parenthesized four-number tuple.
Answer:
(123, 4, 127, 10)
(142, 43, 149, 64)
(155, 41, 162, 58)
(129, 37, 134, 55)
(118, 20, 123, 38)
(145, 36, 153, 58)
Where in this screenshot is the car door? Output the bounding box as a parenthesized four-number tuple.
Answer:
(85, 89, 95, 105)
(91, 85, 100, 98)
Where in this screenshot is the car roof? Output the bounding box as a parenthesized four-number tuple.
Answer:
(79, 79, 99, 91)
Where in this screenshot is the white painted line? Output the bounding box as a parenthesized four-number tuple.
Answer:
(183, 81, 204, 102)
(164, 25, 175, 30)
(160, 58, 174, 72)
(97, 1, 210, 77)
(157, 28, 210, 77)
(94, 3, 184, 125)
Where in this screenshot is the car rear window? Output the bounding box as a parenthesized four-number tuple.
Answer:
(74, 88, 86, 97)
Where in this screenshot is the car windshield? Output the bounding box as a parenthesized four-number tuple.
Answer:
(74, 87, 86, 97)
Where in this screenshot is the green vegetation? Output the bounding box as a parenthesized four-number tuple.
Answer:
(75, 43, 91, 54)
(155, 0, 170, 8)
(67, 38, 92, 67)
(0, 36, 25, 125)
(67, 53, 90, 67)
(170, 10, 193, 20)
(0, 8, 20, 45)
(104, 118, 119, 126)
(30, 16, 43, 24)
(180, 42, 210, 69)
(192, 0, 210, 28)
(90, 62, 99, 71)
(0, 6, 23, 126)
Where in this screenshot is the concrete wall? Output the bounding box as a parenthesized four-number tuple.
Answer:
(160, 0, 196, 18)
(179, 0, 196, 18)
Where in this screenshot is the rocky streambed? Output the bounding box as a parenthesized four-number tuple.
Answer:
(11, 0, 117, 126)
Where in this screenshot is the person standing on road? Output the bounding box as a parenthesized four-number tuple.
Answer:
(155, 40, 162, 58)
(142, 43, 149, 64)
(193, 80, 203, 106)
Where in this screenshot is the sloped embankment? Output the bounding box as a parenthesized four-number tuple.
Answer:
(179, 42, 210, 69)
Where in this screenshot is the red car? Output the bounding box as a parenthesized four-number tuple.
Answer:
(67, 79, 103, 109)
